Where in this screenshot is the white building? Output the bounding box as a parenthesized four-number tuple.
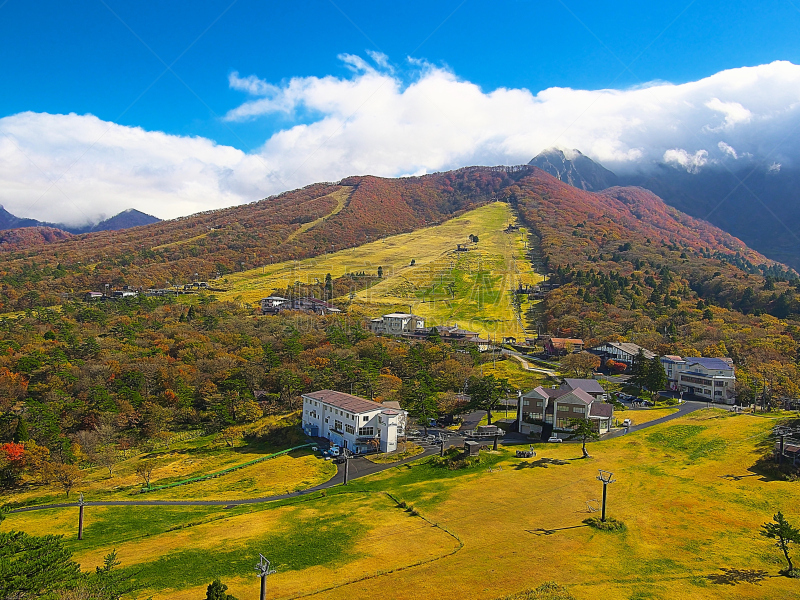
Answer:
(660, 356, 736, 404)
(370, 313, 426, 336)
(301, 390, 407, 453)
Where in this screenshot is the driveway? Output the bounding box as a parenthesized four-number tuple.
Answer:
(603, 400, 706, 439)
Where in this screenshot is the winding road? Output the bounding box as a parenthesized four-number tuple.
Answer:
(8, 401, 710, 514)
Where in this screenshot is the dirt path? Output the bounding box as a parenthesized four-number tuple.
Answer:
(284, 186, 352, 243)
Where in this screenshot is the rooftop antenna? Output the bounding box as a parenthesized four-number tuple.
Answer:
(255, 554, 277, 600)
(596, 470, 616, 522)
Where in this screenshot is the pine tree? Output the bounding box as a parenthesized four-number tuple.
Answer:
(205, 578, 239, 600)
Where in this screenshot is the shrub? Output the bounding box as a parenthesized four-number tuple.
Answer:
(498, 581, 576, 600)
(583, 516, 625, 531)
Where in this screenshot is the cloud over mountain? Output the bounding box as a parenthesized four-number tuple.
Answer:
(2, 57, 800, 224)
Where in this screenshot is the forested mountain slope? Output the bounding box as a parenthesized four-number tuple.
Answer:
(510, 169, 800, 398)
(0, 169, 516, 310)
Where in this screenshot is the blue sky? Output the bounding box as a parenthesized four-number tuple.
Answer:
(3, 0, 800, 223)
(3, 0, 800, 150)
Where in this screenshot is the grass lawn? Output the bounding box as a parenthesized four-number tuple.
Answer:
(1, 415, 335, 507)
(5, 409, 800, 599)
(615, 407, 680, 426)
(215, 202, 541, 339)
(365, 443, 425, 464)
(482, 356, 549, 391)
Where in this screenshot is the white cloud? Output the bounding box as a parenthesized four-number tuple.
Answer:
(3, 58, 800, 225)
(718, 141, 738, 159)
(663, 148, 709, 173)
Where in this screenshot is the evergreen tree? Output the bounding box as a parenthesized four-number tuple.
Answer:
(205, 578, 239, 600)
(762, 511, 800, 574)
(466, 375, 509, 425)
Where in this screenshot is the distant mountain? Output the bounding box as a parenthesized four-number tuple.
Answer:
(0, 207, 161, 235)
(620, 164, 800, 271)
(528, 150, 800, 271)
(90, 209, 161, 232)
(528, 148, 619, 191)
(0, 206, 41, 230)
(0, 165, 786, 311)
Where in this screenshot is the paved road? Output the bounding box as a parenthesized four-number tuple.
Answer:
(503, 350, 559, 377)
(604, 400, 706, 439)
(9, 403, 712, 514)
(9, 434, 465, 514)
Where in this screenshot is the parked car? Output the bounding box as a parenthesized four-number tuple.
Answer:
(329, 446, 341, 457)
(547, 436, 562, 443)
(622, 418, 632, 427)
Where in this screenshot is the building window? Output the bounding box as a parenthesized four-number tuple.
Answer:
(557, 405, 570, 412)
(556, 418, 570, 428)
(358, 427, 374, 436)
(334, 420, 343, 432)
(362, 415, 369, 422)
(345, 424, 355, 434)
(573, 406, 586, 414)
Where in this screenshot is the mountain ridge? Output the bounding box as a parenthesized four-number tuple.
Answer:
(0, 166, 788, 312)
(528, 147, 800, 271)
(0, 206, 161, 235)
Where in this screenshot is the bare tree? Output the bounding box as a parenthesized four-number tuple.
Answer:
(134, 460, 156, 489)
(96, 445, 119, 476)
(50, 463, 84, 498)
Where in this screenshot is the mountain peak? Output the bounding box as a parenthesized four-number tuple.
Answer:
(529, 147, 619, 192)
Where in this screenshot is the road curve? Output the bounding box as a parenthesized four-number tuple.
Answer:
(9, 404, 711, 513)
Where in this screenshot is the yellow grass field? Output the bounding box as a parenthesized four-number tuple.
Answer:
(217, 202, 541, 339)
(6, 409, 800, 600)
(1, 416, 336, 506)
(616, 407, 680, 426)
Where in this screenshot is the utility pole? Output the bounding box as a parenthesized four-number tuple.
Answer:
(255, 554, 277, 600)
(597, 470, 616, 522)
(343, 449, 351, 485)
(77, 492, 85, 540)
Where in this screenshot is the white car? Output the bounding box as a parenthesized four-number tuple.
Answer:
(547, 436, 562, 443)
(622, 418, 632, 427)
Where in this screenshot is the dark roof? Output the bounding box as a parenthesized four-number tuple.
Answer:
(562, 379, 605, 394)
(303, 390, 386, 414)
(589, 403, 614, 418)
(684, 357, 734, 371)
(593, 342, 656, 359)
(557, 389, 594, 405)
(524, 386, 569, 400)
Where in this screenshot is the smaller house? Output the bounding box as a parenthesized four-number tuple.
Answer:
(260, 296, 341, 315)
(84, 291, 103, 301)
(260, 296, 289, 314)
(589, 341, 655, 365)
(519, 385, 613, 435)
(543, 337, 585, 356)
(110, 290, 137, 299)
(292, 297, 342, 315)
(370, 313, 426, 336)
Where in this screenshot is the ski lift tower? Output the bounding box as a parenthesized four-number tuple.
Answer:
(597, 470, 616, 522)
(255, 554, 277, 600)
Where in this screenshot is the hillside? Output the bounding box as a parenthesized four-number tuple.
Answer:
(508, 169, 800, 396)
(0, 169, 515, 310)
(219, 202, 538, 339)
